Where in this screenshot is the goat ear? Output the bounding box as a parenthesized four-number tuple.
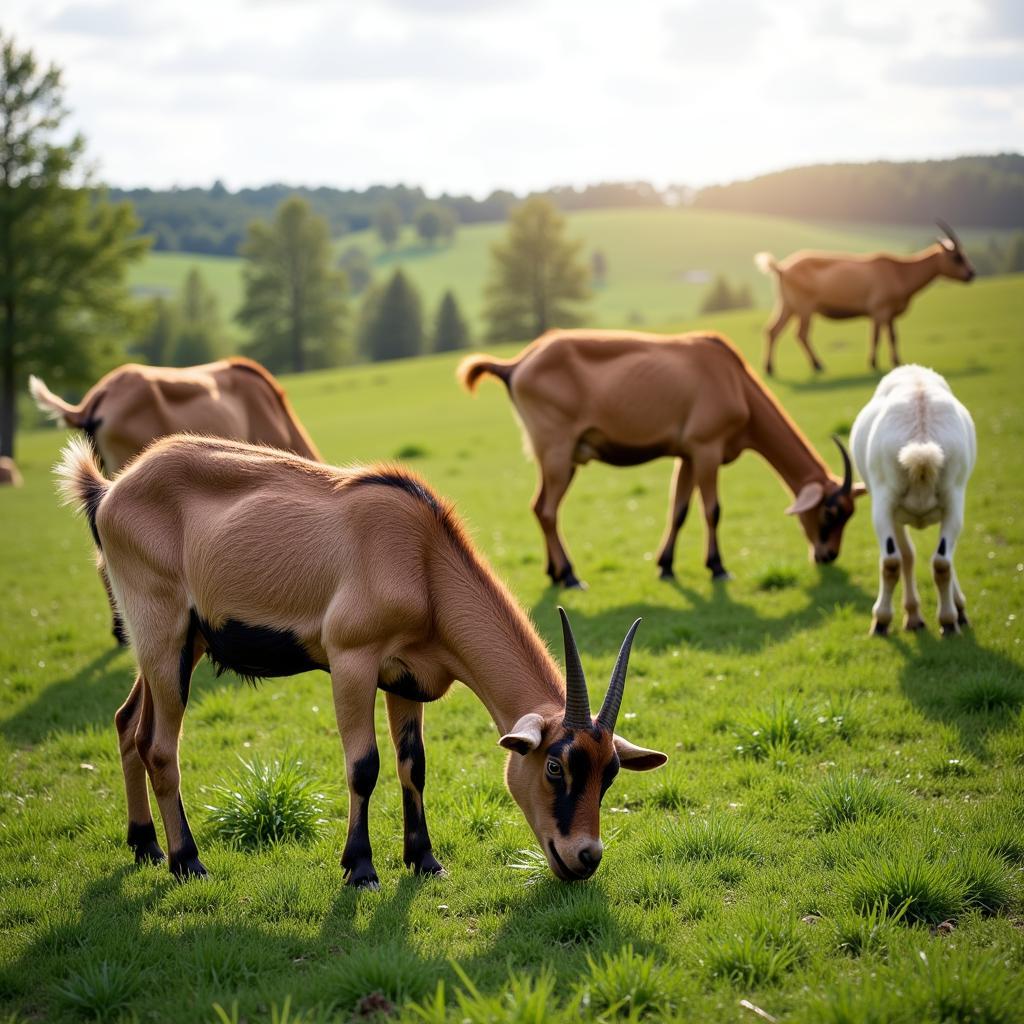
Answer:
(853, 482, 868, 498)
(785, 482, 824, 515)
(499, 713, 545, 755)
(614, 735, 668, 771)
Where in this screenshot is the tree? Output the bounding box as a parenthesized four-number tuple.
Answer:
(338, 245, 373, 295)
(169, 267, 220, 366)
(357, 269, 423, 362)
(699, 275, 753, 314)
(1006, 233, 1024, 273)
(591, 248, 608, 287)
(132, 296, 177, 364)
(414, 203, 444, 245)
(235, 196, 348, 374)
(483, 197, 589, 342)
(432, 291, 470, 352)
(374, 201, 402, 249)
(0, 35, 147, 458)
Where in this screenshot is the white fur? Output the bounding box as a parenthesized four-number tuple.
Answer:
(849, 364, 976, 634)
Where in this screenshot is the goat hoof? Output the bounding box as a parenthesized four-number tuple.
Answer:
(170, 855, 208, 881)
(940, 622, 960, 637)
(658, 567, 676, 582)
(764, 365, 774, 377)
(344, 863, 379, 889)
(904, 617, 926, 632)
(711, 570, 732, 582)
(561, 572, 587, 591)
(871, 620, 889, 637)
(813, 362, 825, 373)
(410, 853, 447, 877)
(133, 843, 166, 866)
(957, 610, 969, 628)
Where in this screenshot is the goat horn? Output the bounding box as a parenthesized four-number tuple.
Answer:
(597, 618, 642, 732)
(559, 607, 592, 729)
(936, 219, 962, 250)
(832, 434, 852, 496)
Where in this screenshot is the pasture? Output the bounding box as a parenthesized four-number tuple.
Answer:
(2, 275, 1023, 1022)
(127, 208, 1011, 345)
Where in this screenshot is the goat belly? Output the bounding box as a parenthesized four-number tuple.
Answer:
(819, 306, 862, 320)
(194, 613, 327, 682)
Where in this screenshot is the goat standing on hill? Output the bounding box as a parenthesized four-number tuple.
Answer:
(57, 435, 665, 886)
(755, 221, 975, 377)
(459, 330, 863, 589)
(850, 365, 976, 636)
(31, 358, 321, 645)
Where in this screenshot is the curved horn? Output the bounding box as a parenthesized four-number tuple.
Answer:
(832, 434, 852, 496)
(936, 219, 962, 250)
(559, 607, 592, 729)
(597, 618, 642, 732)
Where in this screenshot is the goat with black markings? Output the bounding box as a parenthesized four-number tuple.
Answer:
(57, 435, 666, 886)
(850, 365, 976, 636)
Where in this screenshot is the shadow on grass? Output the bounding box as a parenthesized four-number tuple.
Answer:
(531, 565, 872, 655)
(785, 363, 989, 394)
(892, 626, 1024, 760)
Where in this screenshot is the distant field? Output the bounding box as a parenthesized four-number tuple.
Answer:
(2, 276, 1022, 1022)
(129, 209, 1010, 345)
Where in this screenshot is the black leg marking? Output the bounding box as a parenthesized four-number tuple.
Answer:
(397, 721, 443, 876)
(127, 820, 165, 865)
(559, 564, 585, 590)
(710, 502, 721, 529)
(938, 537, 947, 557)
(886, 537, 896, 556)
(658, 504, 689, 579)
(343, 748, 380, 888)
(168, 796, 206, 880)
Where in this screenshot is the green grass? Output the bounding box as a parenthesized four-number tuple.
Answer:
(130, 207, 1011, 344)
(1, 275, 1023, 1021)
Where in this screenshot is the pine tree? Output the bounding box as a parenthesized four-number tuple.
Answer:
(236, 196, 348, 373)
(483, 197, 589, 342)
(358, 269, 423, 362)
(132, 297, 177, 365)
(374, 201, 402, 249)
(0, 34, 147, 458)
(432, 291, 470, 352)
(169, 267, 220, 366)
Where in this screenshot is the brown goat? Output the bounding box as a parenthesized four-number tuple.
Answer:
(459, 330, 864, 588)
(57, 435, 665, 886)
(32, 358, 321, 645)
(756, 221, 975, 376)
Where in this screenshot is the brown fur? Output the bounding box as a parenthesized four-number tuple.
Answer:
(0, 457, 22, 487)
(459, 329, 863, 586)
(756, 232, 975, 375)
(57, 435, 665, 884)
(31, 356, 321, 473)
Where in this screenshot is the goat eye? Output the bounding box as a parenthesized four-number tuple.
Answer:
(545, 759, 563, 778)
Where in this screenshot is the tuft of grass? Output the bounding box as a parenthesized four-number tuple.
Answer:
(582, 945, 669, 1019)
(702, 909, 804, 987)
(832, 897, 910, 957)
(808, 774, 905, 832)
(952, 677, 1022, 714)
(755, 564, 800, 591)
(734, 698, 814, 762)
(410, 967, 571, 1024)
(847, 854, 964, 925)
(663, 814, 760, 863)
(536, 887, 611, 945)
(394, 443, 429, 460)
(954, 848, 1016, 914)
(817, 692, 859, 742)
(326, 943, 436, 1012)
(54, 960, 142, 1020)
(454, 789, 506, 839)
(203, 754, 327, 850)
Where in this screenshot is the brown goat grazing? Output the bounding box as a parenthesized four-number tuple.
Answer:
(32, 358, 321, 645)
(57, 435, 666, 886)
(0, 457, 22, 487)
(459, 330, 864, 589)
(755, 221, 975, 376)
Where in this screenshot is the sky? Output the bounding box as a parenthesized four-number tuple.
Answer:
(4, 0, 1023, 196)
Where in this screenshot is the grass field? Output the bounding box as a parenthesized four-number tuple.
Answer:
(128, 208, 1010, 347)
(2, 275, 1023, 1022)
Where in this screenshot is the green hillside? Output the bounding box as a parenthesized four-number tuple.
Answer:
(128, 209, 1008, 346)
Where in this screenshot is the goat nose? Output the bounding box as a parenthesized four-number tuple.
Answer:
(579, 841, 603, 873)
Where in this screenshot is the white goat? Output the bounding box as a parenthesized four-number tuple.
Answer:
(850, 365, 976, 636)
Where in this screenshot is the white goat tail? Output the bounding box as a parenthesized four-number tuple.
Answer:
(897, 440, 944, 485)
(754, 251, 778, 275)
(56, 436, 109, 524)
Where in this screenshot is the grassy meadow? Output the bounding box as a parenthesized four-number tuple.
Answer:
(1, 274, 1023, 1022)
(127, 208, 1011, 346)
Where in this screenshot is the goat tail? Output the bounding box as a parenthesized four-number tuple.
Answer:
(29, 375, 87, 427)
(754, 251, 778, 275)
(56, 436, 110, 546)
(456, 353, 518, 394)
(898, 441, 945, 485)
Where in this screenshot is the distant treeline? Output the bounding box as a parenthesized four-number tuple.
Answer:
(110, 180, 663, 256)
(694, 154, 1024, 228)
(111, 154, 1024, 256)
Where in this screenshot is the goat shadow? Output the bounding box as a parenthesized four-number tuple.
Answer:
(784, 363, 990, 394)
(530, 564, 872, 656)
